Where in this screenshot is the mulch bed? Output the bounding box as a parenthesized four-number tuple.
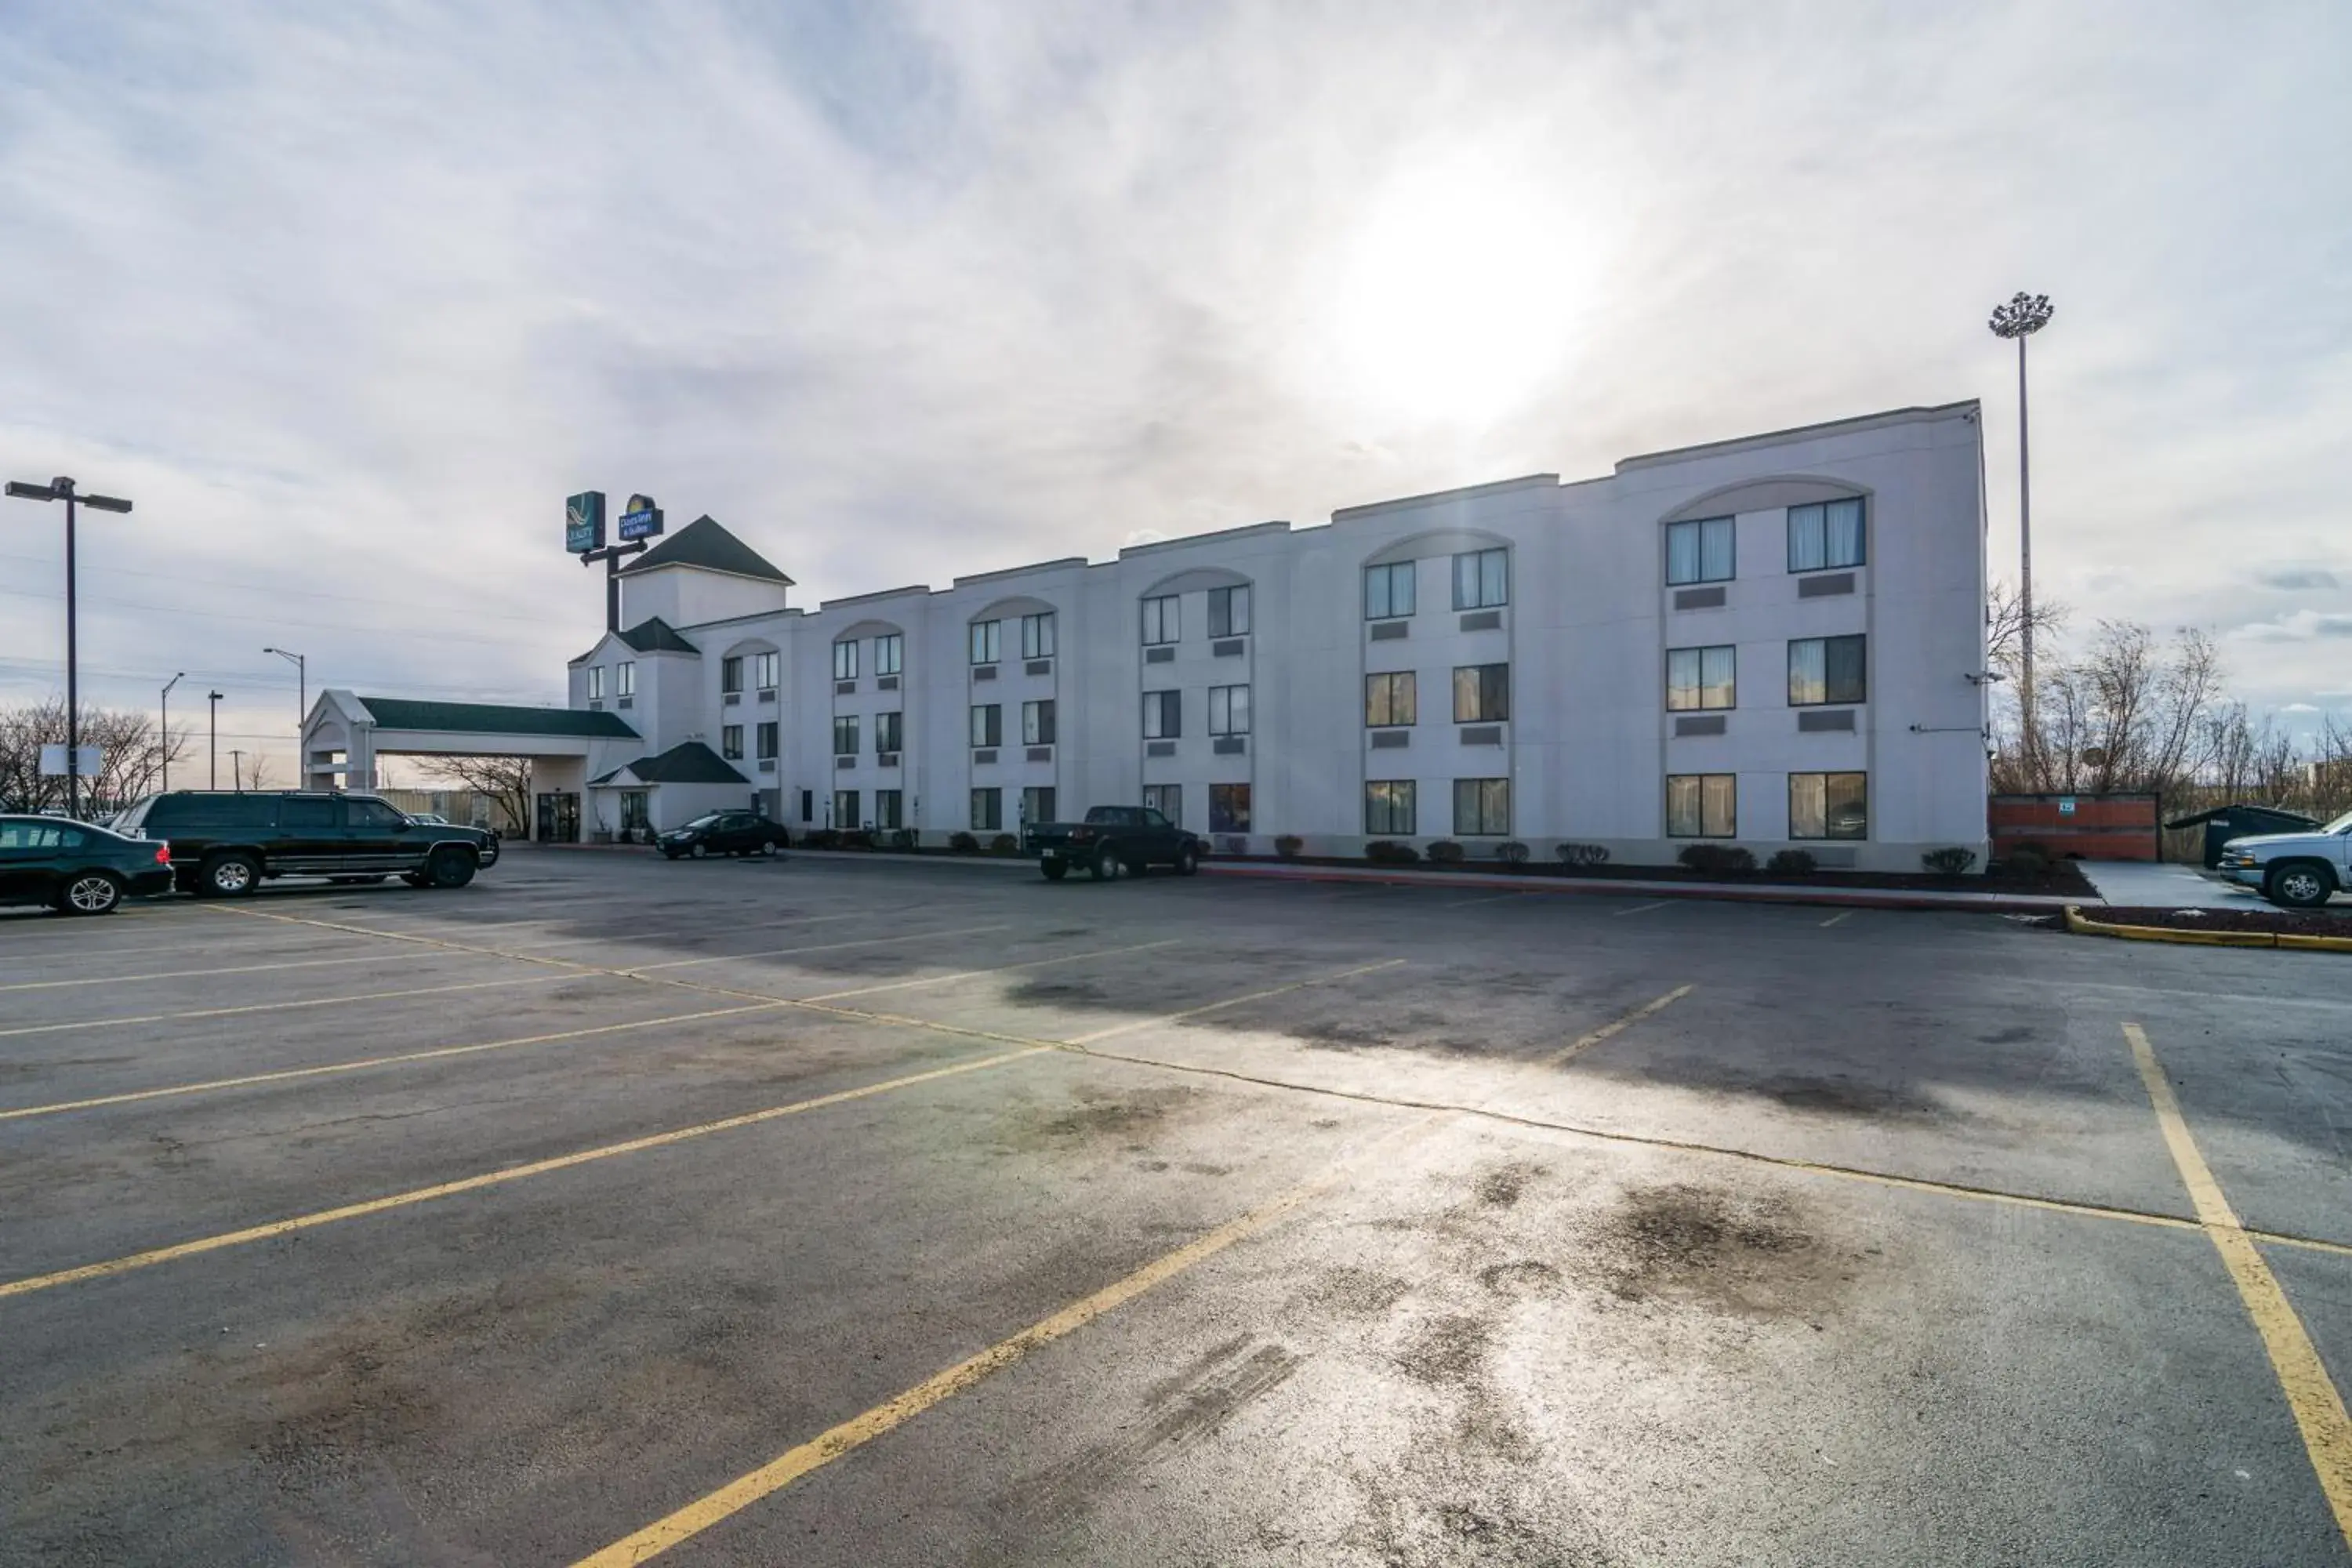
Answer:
(2092, 905, 2352, 936)
(1231, 854, 2095, 897)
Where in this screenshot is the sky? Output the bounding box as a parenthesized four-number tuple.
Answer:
(2, 0, 2347, 782)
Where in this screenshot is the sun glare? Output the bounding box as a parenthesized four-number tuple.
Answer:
(1320, 158, 1589, 428)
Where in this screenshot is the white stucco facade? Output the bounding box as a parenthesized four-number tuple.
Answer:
(554, 401, 1991, 869)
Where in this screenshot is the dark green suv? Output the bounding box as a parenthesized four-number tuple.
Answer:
(113, 791, 499, 897)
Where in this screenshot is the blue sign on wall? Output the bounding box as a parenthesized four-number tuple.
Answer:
(566, 492, 607, 554)
(618, 492, 665, 543)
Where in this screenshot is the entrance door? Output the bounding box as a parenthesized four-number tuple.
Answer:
(535, 792, 581, 844)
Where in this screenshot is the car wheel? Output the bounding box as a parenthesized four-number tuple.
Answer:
(760, 839, 780, 856)
(1093, 844, 1123, 882)
(426, 846, 477, 888)
(1174, 846, 1199, 877)
(1042, 860, 1069, 881)
(56, 871, 124, 916)
(689, 843, 707, 859)
(2264, 861, 2335, 909)
(201, 852, 260, 898)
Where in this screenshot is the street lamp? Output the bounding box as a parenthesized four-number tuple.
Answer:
(265, 647, 306, 786)
(207, 690, 223, 789)
(161, 672, 186, 793)
(5, 474, 134, 818)
(1988, 291, 2054, 750)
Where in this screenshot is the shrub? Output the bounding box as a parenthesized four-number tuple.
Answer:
(1274, 834, 1305, 858)
(1677, 844, 1757, 875)
(1766, 848, 1817, 877)
(1493, 840, 1530, 865)
(1922, 846, 1979, 877)
(1426, 840, 1466, 864)
(989, 833, 1021, 855)
(1555, 841, 1610, 868)
(947, 830, 979, 854)
(1364, 840, 1421, 864)
(840, 829, 874, 851)
(1999, 840, 2053, 877)
(800, 828, 840, 850)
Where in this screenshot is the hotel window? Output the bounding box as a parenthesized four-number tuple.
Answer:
(1666, 645, 1737, 711)
(833, 715, 859, 756)
(1788, 498, 1866, 572)
(1021, 613, 1054, 659)
(1207, 684, 1250, 735)
(1453, 778, 1510, 836)
(969, 619, 1000, 665)
(615, 661, 636, 697)
(1365, 561, 1416, 620)
(756, 721, 779, 761)
(1208, 585, 1250, 637)
(1209, 783, 1252, 833)
(1452, 548, 1508, 610)
(971, 787, 1003, 832)
(753, 651, 779, 691)
(1141, 594, 1179, 645)
(1452, 663, 1510, 724)
(1666, 517, 1736, 585)
(1364, 779, 1417, 836)
(832, 641, 858, 681)
(1021, 786, 1055, 826)
(720, 724, 744, 760)
(1142, 783, 1181, 825)
(586, 666, 604, 700)
(1022, 699, 1056, 746)
(1790, 772, 1868, 840)
(874, 710, 903, 753)
(720, 655, 743, 695)
(834, 789, 859, 828)
(969, 703, 1002, 748)
(1142, 689, 1181, 739)
(1366, 670, 1417, 728)
(1667, 774, 1737, 837)
(873, 634, 902, 677)
(1788, 635, 1867, 706)
(874, 789, 903, 829)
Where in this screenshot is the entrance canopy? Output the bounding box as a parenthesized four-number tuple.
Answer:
(302, 690, 641, 791)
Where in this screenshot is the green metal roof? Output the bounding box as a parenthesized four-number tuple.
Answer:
(589, 740, 747, 786)
(619, 515, 793, 585)
(357, 697, 639, 739)
(617, 617, 700, 654)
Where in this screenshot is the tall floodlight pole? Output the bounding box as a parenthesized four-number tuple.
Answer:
(265, 647, 306, 784)
(5, 475, 134, 818)
(161, 672, 185, 793)
(1988, 292, 2054, 754)
(207, 690, 224, 789)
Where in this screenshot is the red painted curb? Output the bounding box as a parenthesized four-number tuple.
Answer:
(1194, 861, 2071, 915)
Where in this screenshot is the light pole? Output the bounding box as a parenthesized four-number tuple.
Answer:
(207, 690, 223, 789)
(265, 647, 306, 786)
(230, 749, 245, 792)
(161, 672, 186, 793)
(5, 475, 134, 818)
(1988, 291, 2054, 755)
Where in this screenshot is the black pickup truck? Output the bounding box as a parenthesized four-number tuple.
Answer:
(1023, 806, 1203, 881)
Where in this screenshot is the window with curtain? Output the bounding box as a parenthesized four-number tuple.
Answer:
(1142, 783, 1181, 825)
(832, 641, 858, 681)
(832, 715, 859, 756)
(1142, 690, 1180, 739)
(1787, 498, 1867, 572)
(1022, 700, 1055, 746)
(1365, 670, 1416, 728)
(1789, 772, 1868, 840)
(1666, 645, 1737, 711)
(1020, 614, 1054, 659)
(1020, 787, 1054, 826)
(1452, 778, 1510, 836)
(753, 651, 780, 690)
(833, 789, 859, 828)
(969, 704, 1002, 747)
(1209, 783, 1252, 833)
(1452, 663, 1510, 723)
(874, 711, 902, 752)
(720, 725, 743, 760)
(1141, 595, 1179, 644)
(615, 661, 636, 697)
(1208, 685, 1250, 735)
(970, 788, 1002, 831)
(1208, 586, 1250, 637)
(720, 656, 742, 694)
(1365, 561, 1417, 619)
(1452, 548, 1508, 609)
(755, 722, 779, 760)
(1666, 517, 1736, 585)
(1364, 780, 1417, 835)
(873, 635, 902, 676)
(1788, 635, 1867, 706)
(969, 620, 1000, 665)
(874, 789, 903, 829)
(1666, 774, 1737, 837)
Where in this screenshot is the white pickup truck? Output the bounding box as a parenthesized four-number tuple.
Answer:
(2216, 809, 2352, 908)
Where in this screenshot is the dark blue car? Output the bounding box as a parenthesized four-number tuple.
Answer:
(0, 814, 176, 916)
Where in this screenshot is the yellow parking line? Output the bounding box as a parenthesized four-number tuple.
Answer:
(1442, 891, 1530, 909)
(1066, 959, 1407, 1046)
(799, 938, 1180, 1002)
(1820, 909, 1857, 928)
(0, 1048, 1048, 1301)
(1611, 900, 1668, 918)
(629, 924, 1010, 971)
(1548, 985, 1693, 1065)
(0, 971, 585, 1040)
(0, 1002, 790, 1122)
(2125, 1022, 2352, 1549)
(0, 952, 433, 993)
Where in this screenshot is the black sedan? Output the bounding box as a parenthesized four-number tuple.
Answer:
(659, 810, 789, 859)
(0, 814, 176, 915)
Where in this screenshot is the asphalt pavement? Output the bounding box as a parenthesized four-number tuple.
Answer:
(2, 846, 2347, 1565)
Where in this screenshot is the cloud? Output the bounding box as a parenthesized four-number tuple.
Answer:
(2229, 612, 2352, 643)
(2256, 568, 2343, 591)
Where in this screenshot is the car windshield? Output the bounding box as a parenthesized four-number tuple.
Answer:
(684, 814, 723, 829)
(2327, 809, 2352, 834)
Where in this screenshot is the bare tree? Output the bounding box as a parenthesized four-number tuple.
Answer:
(419, 756, 532, 836)
(0, 699, 188, 815)
(243, 751, 276, 792)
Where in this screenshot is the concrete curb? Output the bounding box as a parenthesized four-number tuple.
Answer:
(2063, 905, 2352, 953)
(1199, 860, 2077, 913)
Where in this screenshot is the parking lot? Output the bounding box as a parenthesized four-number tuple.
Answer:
(3, 848, 2348, 1566)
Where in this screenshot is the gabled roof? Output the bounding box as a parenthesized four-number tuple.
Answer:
(589, 740, 748, 786)
(618, 617, 699, 654)
(356, 697, 639, 739)
(618, 515, 794, 586)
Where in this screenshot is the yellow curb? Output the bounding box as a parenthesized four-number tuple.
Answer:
(2064, 905, 2350, 952)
